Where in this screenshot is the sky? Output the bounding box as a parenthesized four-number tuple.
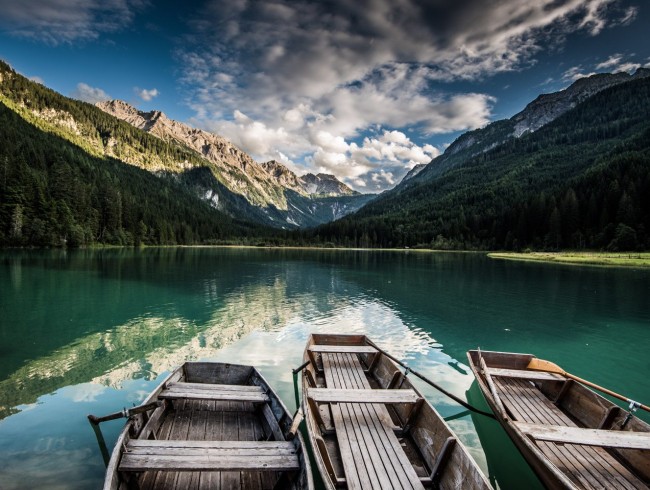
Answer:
(0, 0, 649, 192)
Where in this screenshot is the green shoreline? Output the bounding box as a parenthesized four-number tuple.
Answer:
(487, 252, 650, 268)
(5, 245, 650, 268)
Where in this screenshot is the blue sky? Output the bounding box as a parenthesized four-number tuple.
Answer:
(1, 0, 648, 192)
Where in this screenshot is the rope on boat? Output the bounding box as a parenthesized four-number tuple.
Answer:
(365, 339, 496, 420)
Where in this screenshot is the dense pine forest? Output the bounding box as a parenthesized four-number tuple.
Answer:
(309, 77, 650, 251)
(0, 98, 260, 247)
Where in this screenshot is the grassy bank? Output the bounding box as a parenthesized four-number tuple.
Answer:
(488, 251, 650, 268)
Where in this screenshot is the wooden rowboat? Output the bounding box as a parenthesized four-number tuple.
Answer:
(467, 350, 650, 489)
(103, 361, 313, 489)
(301, 334, 491, 489)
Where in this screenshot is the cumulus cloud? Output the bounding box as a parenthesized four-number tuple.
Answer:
(595, 54, 641, 73)
(71, 82, 111, 103)
(134, 87, 159, 101)
(307, 129, 441, 190)
(0, 0, 147, 45)
(178, 0, 630, 190)
(563, 53, 641, 82)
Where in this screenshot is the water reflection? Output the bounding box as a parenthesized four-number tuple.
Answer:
(0, 272, 454, 420)
(1, 248, 649, 489)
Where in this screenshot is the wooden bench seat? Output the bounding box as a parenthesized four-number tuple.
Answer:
(485, 367, 564, 381)
(321, 352, 424, 489)
(306, 387, 420, 404)
(308, 345, 378, 354)
(119, 440, 299, 472)
(158, 382, 269, 403)
(514, 422, 650, 450)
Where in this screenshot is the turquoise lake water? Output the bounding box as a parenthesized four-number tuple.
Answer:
(0, 248, 648, 489)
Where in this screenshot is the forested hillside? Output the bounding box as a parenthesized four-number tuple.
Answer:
(312, 77, 650, 251)
(0, 99, 258, 247)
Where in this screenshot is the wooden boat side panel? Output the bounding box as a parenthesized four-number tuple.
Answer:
(309, 333, 367, 346)
(183, 362, 254, 385)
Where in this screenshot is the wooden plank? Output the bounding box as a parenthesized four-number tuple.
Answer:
(119, 454, 300, 472)
(307, 388, 419, 404)
(486, 367, 564, 381)
(515, 422, 650, 450)
(159, 389, 269, 403)
(309, 345, 378, 354)
(260, 403, 284, 442)
(333, 352, 399, 489)
(220, 402, 241, 490)
(128, 440, 297, 451)
(330, 402, 369, 490)
(497, 377, 646, 489)
(180, 399, 206, 489)
(479, 357, 509, 418)
(239, 408, 263, 490)
(321, 352, 423, 490)
(203, 399, 222, 489)
(166, 382, 265, 393)
(430, 437, 456, 485)
(333, 354, 394, 489)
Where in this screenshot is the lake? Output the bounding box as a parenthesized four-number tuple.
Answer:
(1, 247, 649, 489)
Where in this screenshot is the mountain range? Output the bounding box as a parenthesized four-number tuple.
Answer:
(404, 68, 650, 185)
(94, 99, 373, 229)
(0, 62, 372, 241)
(317, 70, 650, 251)
(1, 57, 649, 250)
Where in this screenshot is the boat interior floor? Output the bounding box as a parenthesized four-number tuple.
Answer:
(125, 399, 288, 490)
(493, 376, 646, 490)
(312, 351, 428, 490)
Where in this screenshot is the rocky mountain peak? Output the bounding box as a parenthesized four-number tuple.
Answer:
(400, 164, 427, 183)
(511, 69, 650, 137)
(261, 160, 305, 192)
(411, 68, 650, 185)
(302, 173, 358, 197)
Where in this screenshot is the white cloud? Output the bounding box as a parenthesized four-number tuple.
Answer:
(371, 170, 395, 187)
(309, 130, 349, 154)
(0, 0, 146, 45)
(134, 87, 160, 101)
(565, 53, 642, 83)
(29, 75, 45, 85)
(70, 82, 111, 103)
(204, 111, 303, 161)
(307, 129, 441, 188)
(179, 0, 629, 191)
(619, 6, 638, 26)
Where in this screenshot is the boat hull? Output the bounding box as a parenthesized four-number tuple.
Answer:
(301, 333, 491, 489)
(467, 350, 650, 490)
(103, 361, 313, 490)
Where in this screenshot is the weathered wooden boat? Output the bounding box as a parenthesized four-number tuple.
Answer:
(467, 350, 650, 489)
(301, 334, 491, 489)
(102, 362, 313, 489)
